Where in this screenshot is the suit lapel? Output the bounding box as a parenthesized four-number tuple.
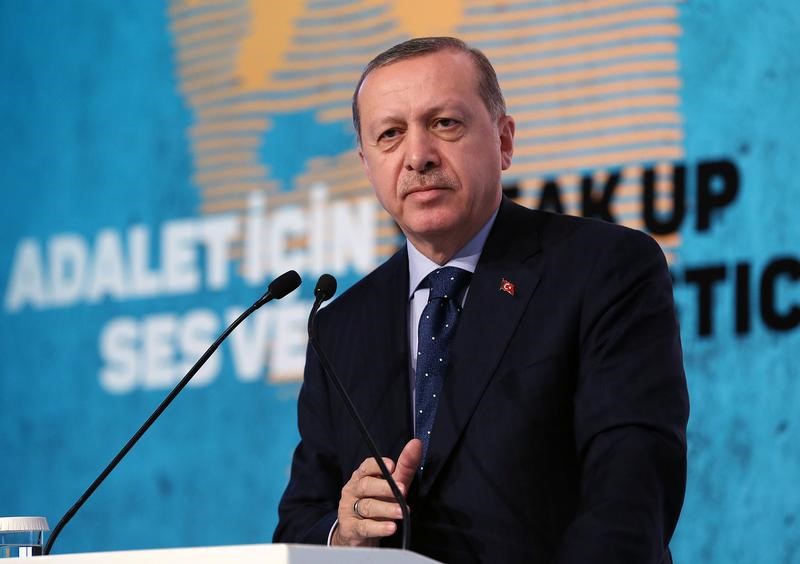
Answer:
(357, 248, 413, 460)
(419, 199, 544, 494)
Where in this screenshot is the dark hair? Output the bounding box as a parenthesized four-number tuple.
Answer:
(351, 36, 506, 141)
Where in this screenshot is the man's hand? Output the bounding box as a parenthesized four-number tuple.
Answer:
(331, 439, 422, 547)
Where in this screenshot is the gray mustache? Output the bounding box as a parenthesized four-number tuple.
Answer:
(399, 170, 459, 194)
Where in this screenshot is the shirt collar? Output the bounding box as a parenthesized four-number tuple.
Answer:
(407, 206, 499, 297)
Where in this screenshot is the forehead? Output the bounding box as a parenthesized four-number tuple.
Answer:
(357, 50, 484, 118)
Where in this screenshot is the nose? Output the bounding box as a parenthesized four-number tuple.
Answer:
(404, 128, 440, 172)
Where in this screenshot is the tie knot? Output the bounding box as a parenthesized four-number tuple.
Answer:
(426, 267, 471, 301)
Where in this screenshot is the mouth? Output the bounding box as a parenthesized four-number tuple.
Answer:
(405, 185, 448, 197)
(406, 186, 444, 196)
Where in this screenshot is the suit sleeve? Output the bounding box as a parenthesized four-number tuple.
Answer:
(555, 228, 689, 564)
(272, 340, 341, 544)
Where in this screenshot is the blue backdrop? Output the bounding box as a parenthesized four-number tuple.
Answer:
(1, 2, 798, 561)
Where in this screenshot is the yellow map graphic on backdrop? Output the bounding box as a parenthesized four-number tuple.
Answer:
(168, 0, 684, 264)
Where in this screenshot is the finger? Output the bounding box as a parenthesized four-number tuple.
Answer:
(393, 438, 423, 491)
(354, 456, 396, 479)
(351, 475, 403, 500)
(335, 497, 397, 546)
(353, 497, 404, 521)
(346, 456, 401, 500)
(340, 518, 397, 543)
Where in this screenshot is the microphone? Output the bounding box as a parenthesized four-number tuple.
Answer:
(313, 272, 337, 302)
(44, 270, 302, 555)
(307, 274, 412, 550)
(260, 269, 302, 303)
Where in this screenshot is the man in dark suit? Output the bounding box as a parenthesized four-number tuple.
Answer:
(274, 37, 689, 563)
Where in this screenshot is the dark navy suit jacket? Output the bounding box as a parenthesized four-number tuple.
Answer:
(274, 198, 689, 563)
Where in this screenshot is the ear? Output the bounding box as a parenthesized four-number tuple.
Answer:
(498, 115, 515, 171)
(358, 145, 374, 184)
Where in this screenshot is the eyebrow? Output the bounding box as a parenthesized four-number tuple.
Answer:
(369, 101, 470, 131)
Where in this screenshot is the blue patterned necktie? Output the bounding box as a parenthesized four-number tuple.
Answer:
(415, 266, 472, 472)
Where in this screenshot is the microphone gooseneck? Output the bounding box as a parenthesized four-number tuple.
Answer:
(307, 274, 412, 550)
(43, 270, 302, 556)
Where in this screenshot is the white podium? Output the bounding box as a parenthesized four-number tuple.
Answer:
(36, 544, 441, 563)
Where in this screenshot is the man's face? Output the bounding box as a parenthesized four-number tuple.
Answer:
(356, 49, 514, 261)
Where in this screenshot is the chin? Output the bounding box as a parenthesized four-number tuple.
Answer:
(405, 215, 462, 240)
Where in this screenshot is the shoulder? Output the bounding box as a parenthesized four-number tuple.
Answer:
(504, 200, 664, 261)
(316, 247, 407, 320)
(490, 200, 668, 288)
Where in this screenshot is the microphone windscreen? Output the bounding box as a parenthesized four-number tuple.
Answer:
(268, 270, 302, 299)
(314, 274, 337, 301)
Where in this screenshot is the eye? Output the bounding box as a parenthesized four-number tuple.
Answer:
(431, 117, 464, 140)
(378, 128, 401, 141)
(433, 117, 459, 129)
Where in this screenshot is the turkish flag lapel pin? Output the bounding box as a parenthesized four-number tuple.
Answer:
(500, 278, 516, 296)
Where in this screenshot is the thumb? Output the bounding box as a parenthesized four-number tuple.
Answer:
(392, 438, 423, 492)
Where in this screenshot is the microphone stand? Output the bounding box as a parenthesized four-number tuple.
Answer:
(44, 271, 302, 555)
(307, 275, 411, 550)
